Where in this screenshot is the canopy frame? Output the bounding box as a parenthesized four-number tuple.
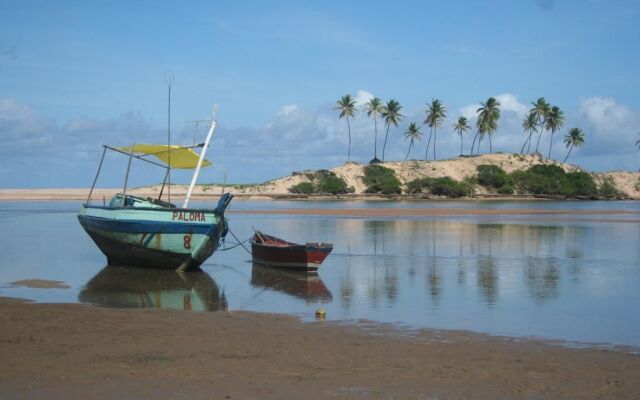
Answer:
(85, 108, 218, 208)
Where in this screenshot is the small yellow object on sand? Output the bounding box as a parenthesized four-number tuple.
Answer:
(315, 308, 326, 320)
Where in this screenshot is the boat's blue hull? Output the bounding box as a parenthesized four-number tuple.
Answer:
(78, 194, 232, 270)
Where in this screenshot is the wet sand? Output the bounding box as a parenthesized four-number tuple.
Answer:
(1, 299, 639, 399)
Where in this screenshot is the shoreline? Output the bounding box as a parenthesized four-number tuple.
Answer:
(1, 298, 639, 399)
(0, 188, 639, 201)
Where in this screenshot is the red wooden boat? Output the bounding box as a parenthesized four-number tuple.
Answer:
(251, 231, 333, 272)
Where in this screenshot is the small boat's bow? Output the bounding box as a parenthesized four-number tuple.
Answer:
(251, 230, 333, 272)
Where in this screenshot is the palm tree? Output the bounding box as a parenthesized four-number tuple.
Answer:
(365, 97, 385, 162)
(424, 99, 446, 160)
(563, 127, 585, 162)
(380, 99, 403, 162)
(476, 97, 500, 153)
(335, 94, 357, 162)
(470, 121, 480, 155)
(452, 116, 470, 156)
(520, 112, 538, 154)
(546, 105, 564, 159)
(637, 133, 640, 171)
(530, 97, 550, 153)
(404, 122, 422, 160)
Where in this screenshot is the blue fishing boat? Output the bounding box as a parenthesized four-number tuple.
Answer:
(78, 109, 232, 271)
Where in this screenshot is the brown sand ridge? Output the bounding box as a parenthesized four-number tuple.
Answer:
(1, 153, 639, 200)
(1, 299, 639, 399)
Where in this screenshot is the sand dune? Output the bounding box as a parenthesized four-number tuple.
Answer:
(1, 153, 638, 200)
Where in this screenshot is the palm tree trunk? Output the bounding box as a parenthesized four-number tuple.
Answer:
(425, 127, 433, 160)
(347, 119, 352, 162)
(433, 128, 437, 160)
(489, 134, 493, 153)
(535, 129, 543, 153)
(374, 117, 378, 159)
(460, 134, 463, 156)
(405, 140, 413, 161)
(563, 144, 573, 163)
(548, 132, 554, 159)
(382, 124, 390, 162)
(470, 131, 479, 155)
(520, 134, 530, 154)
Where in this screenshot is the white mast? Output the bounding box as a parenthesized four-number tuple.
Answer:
(182, 106, 218, 209)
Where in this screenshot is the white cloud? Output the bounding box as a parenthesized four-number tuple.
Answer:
(277, 104, 298, 117)
(460, 103, 480, 120)
(495, 93, 528, 118)
(579, 97, 637, 138)
(353, 90, 374, 107)
(575, 97, 640, 169)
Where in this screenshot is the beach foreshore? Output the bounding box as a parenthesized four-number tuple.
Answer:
(1, 298, 639, 399)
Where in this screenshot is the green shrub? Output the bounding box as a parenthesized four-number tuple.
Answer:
(510, 165, 573, 196)
(509, 165, 604, 198)
(477, 165, 510, 188)
(497, 183, 515, 195)
(406, 177, 473, 198)
(316, 173, 350, 194)
(288, 171, 351, 195)
(288, 182, 315, 194)
(599, 177, 621, 199)
(566, 172, 598, 198)
(362, 165, 402, 194)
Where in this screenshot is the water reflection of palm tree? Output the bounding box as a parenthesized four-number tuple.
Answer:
(340, 251, 355, 310)
(456, 237, 466, 285)
(426, 223, 442, 306)
(477, 256, 498, 306)
(383, 254, 399, 303)
(79, 265, 226, 312)
(526, 257, 560, 302)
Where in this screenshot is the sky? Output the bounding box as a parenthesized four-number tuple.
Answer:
(1, 0, 639, 188)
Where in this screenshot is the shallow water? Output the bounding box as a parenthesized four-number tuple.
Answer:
(0, 200, 639, 348)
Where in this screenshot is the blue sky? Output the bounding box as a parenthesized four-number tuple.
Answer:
(1, 0, 639, 187)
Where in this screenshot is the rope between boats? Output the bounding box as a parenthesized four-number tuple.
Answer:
(220, 229, 252, 255)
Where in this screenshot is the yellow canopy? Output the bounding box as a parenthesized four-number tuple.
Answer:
(117, 144, 212, 169)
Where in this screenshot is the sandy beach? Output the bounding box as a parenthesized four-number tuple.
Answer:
(1, 298, 639, 399)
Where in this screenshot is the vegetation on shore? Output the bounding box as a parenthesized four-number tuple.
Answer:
(406, 176, 475, 198)
(288, 170, 353, 195)
(477, 164, 623, 199)
(361, 165, 402, 194)
(287, 159, 626, 199)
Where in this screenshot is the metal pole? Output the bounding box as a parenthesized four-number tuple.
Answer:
(104, 145, 170, 169)
(183, 106, 218, 209)
(221, 170, 227, 195)
(122, 145, 134, 201)
(86, 146, 107, 204)
(164, 71, 175, 204)
(158, 168, 169, 201)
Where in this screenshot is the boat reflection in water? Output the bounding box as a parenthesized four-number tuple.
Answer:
(79, 266, 227, 312)
(250, 263, 332, 303)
